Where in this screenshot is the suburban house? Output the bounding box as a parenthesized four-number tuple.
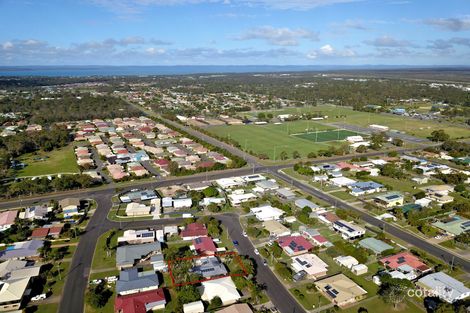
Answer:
(183, 300, 205, 313)
(276, 236, 314, 256)
(291, 253, 328, 279)
(59, 198, 81, 212)
(255, 180, 279, 192)
(0, 260, 41, 311)
(192, 237, 217, 255)
(227, 192, 257, 206)
(250, 205, 284, 221)
(358, 238, 393, 254)
(0, 210, 18, 232)
(19, 205, 49, 220)
(181, 223, 208, 240)
(380, 252, 430, 273)
(191, 256, 228, 278)
(373, 192, 404, 208)
(125, 202, 152, 216)
(117, 229, 156, 245)
(116, 242, 162, 269)
(332, 220, 366, 240)
(199, 276, 240, 305)
(334, 255, 359, 269)
(432, 216, 470, 236)
(348, 181, 384, 196)
(116, 268, 160, 295)
(263, 220, 291, 238)
(217, 303, 253, 313)
(31, 226, 62, 239)
(0, 240, 44, 261)
(294, 199, 320, 211)
(315, 274, 367, 307)
(417, 272, 470, 303)
(115, 288, 166, 313)
(275, 188, 296, 200)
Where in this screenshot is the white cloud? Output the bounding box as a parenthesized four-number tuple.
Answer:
(146, 47, 166, 55)
(423, 17, 470, 32)
(364, 35, 413, 47)
(235, 26, 319, 46)
(2, 41, 13, 50)
(307, 44, 355, 59)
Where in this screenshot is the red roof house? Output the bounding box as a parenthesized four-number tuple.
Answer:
(115, 288, 166, 313)
(311, 235, 328, 246)
(193, 237, 217, 255)
(277, 236, 314, 256)
(31, 228, 50, 239)
(181, 223, 208, 240)
(48, 226, 63, 238)
(380, 252, 430, 273)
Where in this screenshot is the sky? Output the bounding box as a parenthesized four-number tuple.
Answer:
(0, 0, 470, 66)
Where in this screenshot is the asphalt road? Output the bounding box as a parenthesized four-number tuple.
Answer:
(272, 170, 470, 273)
(218, 214, 306, 313)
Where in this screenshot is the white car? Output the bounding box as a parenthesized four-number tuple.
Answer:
(90, 279, 103, 285)
(254, 248, 259, 255)
(31, 294, 47, 301)
(242, 231, 248, 237)
(106, 276, 118, 283)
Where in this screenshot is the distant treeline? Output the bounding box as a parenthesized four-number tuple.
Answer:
(0, 93, 141, 124)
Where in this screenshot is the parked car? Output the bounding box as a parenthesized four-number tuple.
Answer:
(90, 279, 103, 285)
(242, 231, 248, 237)
(292, 270, 307, 282)
(232, 240, 239, 246)
(106, 276, 118, 283)
(31, 294, 47, 301)
(263, 259, 268, 266)
(254, 248, 259, 255)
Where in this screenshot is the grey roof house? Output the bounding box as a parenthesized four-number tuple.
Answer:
(116, 268, 160, 295)
(116, 242, 161, 269)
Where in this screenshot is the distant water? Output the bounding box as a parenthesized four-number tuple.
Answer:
(0, 65, 431, 77)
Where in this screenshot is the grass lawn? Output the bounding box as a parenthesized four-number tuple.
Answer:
(289, 284, 330, 310)
(26, 303, 59, 313)
(91, 229, 121, 271)
(16, 144, 79, 177)
(207, 120, 346, 160)
(49, 261, 71, 296)
(250, 105, 470, 139)
(330, 190, 356, 201)
(341, 297, 424, 313)
(85, 293, 115, 313)
(369, 176, 418, 194)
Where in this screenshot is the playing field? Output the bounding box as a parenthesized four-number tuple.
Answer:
(16, 144, 79, 177)
(293, 129, 359, 142)
(207, 120, 350, 160)
(249, 105, 470, 139)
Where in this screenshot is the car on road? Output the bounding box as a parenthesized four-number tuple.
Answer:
(242, 231, 248, 237)
(254, 248, 259, 255)
(232, 240, 239, 246)
(263, 259, 268, 266)
(31, 294, 47, 301)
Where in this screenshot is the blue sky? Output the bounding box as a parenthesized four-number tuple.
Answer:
(0, 0, 469, 65)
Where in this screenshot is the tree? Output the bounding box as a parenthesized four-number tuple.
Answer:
(429, 129, 450, 142)
(292, 150, 301, 159)
(379, 275, 413, 309)
(392, 138, 404, 146)
(356, 145, 368, 153)
(202, 186, 218, 197)
(207, 296, 223, 310)
(207, 203, 221, 213)
(87, 282, 112, 309)
(280, 151, 288, 160)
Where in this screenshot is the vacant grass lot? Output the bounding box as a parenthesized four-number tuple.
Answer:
(91, 229, 121, 271)
(250, 105, 470, 139)
(207, 120, 346, 160)
(341, 297, 424, 313)
(17, 144, 79, 177)
(289, 284, 330, 310)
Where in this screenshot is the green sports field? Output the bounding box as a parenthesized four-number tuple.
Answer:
(207, 120, 353, 160)
(293, 129, 359, 142)
(249, 105, 470, 139)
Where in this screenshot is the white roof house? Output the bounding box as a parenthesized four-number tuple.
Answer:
(250, 205, 284, 221)
(0, 277, 31, 311)
(173, 198, 193, 209)
(183, 300, 205, 313)
(330, 177, 356, 187)
(228, 192, 256, 206)
(334, 255, 359, 269)
(333, 220, 366, 240)
(291, 254, 328, 279)
(117, 229, 156, 244)
(417, 272, 470, 303)
(215, 177, 244, 190)
(125, 202, 151, 216)
(199, 276, 240, 305)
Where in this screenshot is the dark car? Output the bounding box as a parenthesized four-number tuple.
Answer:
(232, 240, 239, 246)
(292, 270, 307, 282)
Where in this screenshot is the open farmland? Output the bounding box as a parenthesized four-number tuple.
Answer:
(207, 120, 349, 160)
(249, 105, 470, 139)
